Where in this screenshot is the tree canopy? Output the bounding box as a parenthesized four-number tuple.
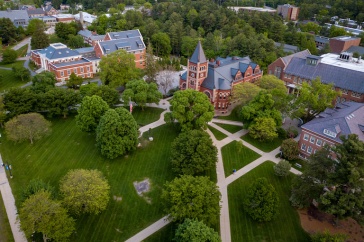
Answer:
(248, 117, 278, 141)
(41, 88, 81, 118)
(76, 95, 109, 132)
(99, 49, 141, 87)
(280, 138, 299, 161)
(96, 107, 138, 159)
(12, 66, 31, 82)
(170, 130, 217, 175)
(243, 178, 279, 222)
(2, 49, 17, 64)
(174, 219, 221, 242)
(231, 82, 261, 104)
(170, 89, 214, 131)
(274, 160, 291, 177)
(162, 175, 220, 226)
(31, 72, 57, 94)
(31, 27, 50, 50)
(60, 169, 110, 215)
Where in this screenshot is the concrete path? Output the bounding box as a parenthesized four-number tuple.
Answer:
(211, 119, 244, 126)
(0, 67, 11, 70)
(0, 154, 27, 242)
(12, 38, 31, 51)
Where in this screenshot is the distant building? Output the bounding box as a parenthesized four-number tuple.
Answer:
(314, 36, 330, 50)
(298, 102, 364, 158)
(277, 4, 299, 21)
(324, 23, 364, 36)
(74, 11, 97, 27)
(228, 6, 277, 14)
(0, 9, 29, 27)
(78, 30, 105, 46)
(329, 36, 361, 54)
(59, 4, 70, 11)
(27, 8, 45, 18)
(274, 42, 299, 53)
(53, 14, 75, 23)
(41, 16, 57, 27)
(179, 42, 263, 113)
(43, 5, 58, 16)
(268, 50, 364, 103)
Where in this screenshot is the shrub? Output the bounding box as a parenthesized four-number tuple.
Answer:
(274, 160, 291, 177)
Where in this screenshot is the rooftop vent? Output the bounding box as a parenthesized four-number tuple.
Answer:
(339, 52, 353, 62)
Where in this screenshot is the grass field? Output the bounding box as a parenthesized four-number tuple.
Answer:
(217, 105, 242, 121)
(0, 117, 180, 241)
(0, 69, 25, 92)
(0, 60, 26, 69)
(144, 222, 178, 242)
(228, 161, 310, 242)
(241, 134, 283, 152)
(214, 123, 242, 134)
(131, 107, 164, 126)
(16, 45, 28, 57)
(0, 193, 14, 242)
(208, 125, 228, 141)
(222, 141, 261, 176)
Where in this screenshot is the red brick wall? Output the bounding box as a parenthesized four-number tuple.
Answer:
(214, 90, 231, 111)
(94, 43, 103, 58)
(134, 49, 145, 69)
(267, 58, 285, 79)
(329, 38, 361, 53)
(31, 52, 41, 66)
(48, 62, 94, 81)
(298, 129, 338, 158)
(104, 34, 111, 41)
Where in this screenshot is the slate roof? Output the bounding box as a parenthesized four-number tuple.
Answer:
(74, 47, 95, 54)
(200, 56, 257, 90)
(107, 30, 141, 40)
(0, 10, 29, 26)
(281, 49, 311, 65)
(37, 44, 81, 60)
(98, 36, 145, 54)
(314, 36, 330, 44)
(78, 29, 93, 38)
(346, 45, 364, 55)
(274, 42, 299, 53)
(284, 57, 364, 93)
(190, 41, 207, 64)
(181, 72, 187, 81)
(302, 102, 364, 143)
(27, 8, 45, 15)
(51, 58, 91, 68)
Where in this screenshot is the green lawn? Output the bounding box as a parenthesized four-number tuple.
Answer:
(217, 105, 242, 121)
(0, 193, 14, 242)
(131, 106, 164, 126)
(0, 118, 180, 241)
(241, 134, 284, 152)
(214, 123, 242, 134)
(144, 222, 178, 242)
(222, 141, 261, 176)
(228, 161, 310, 242)
(16, 44, 28, 57)
(0, 60, 26, 69)
(208, 125, 228, 141)
(0, 69, 25, 92)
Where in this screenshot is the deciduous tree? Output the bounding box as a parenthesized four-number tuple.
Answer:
(60, 169, 110, 215)
(162, 175, 221, 226)
(0, 96, 6, 127)
(174, 219, 221, 242)
(88, 85, 120, 107)
(0, 18, 17, 44)
(19, 190, 75, 242)
(144, 42, 160, 83)
(231, 82, 261, 104)
(3, 88, 37, 116)
(2, 49, 17, 64)
(170, 89, 214, 131)
(122, 79, 162, 110)
(5, 113, 51, 144)
(66, 73, 83, 89)
(12, 66, 31, 82)
(243, 178, 279, 222)
(280, 138, 299, 161)
(21, 178, 56, 203)
(76, 95, 109, 132)
(42, 88, 81, 118)
(170, 130, 217, 175)
(158, 65, 175, 95)
(31, 72, 56, 93)
(96, 107, 138, 159)
(31, 28, 49, 49)
(99, 49, 141, 87)
(151, 32, 172, 57)
(274, 160, 291, 177)
(248, 117, 278, 141)
(26, 19, 45, 35)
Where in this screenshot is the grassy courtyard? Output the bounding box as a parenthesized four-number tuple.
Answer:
(217, 105, 242, 121)
(0, 117, 180, 241)
(241, 134, 284, 152)
(16, 45, 28, 57)
(0, 60, 26, 69)
(228, 161, 310, 242)
(131, 107, 164, 126)
(214, 123, 242, 134)
(0, 193, 14, 242)
(208, 125, 228, 141)
(0, 69, 25, 93)
(221, 141, 261, 176)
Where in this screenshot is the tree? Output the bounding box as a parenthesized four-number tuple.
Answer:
(26, 18, 45, 36)
(31, 28, 49, 49)
(174, 219, 221, 242)
(55, 22, 77, 40)
(2, 49, 17, 64)
(60, 169, 110, 215)
(243, 178, 279, 222)
(274, 160, 291, 177)
(42, 88, 81, 118)
(99, 49, 141, 87)
(170, 130, 217, 175)
(161, 175, 221, 226)
(0, 96, 6, 127)
(151, 32, 172, 57)
(311, 230, 347, 242)
(76, 95, 109, 132)
(292, 79, 339, 122)
(231, 82, 261, 104)
(170, 89, 214, 131)
(248, 117, 278, 141)
(280, 138, 299, 160)
(67, 34, 84, 48)
(66, 73, 83, 89)
(19, 190, 75, 242)
(144, 42, 160, 83)
(0, 18, 17, 44)
(12, 66, 31, 82)
(79, 83, 98, 98)
(5, 113, 51, 144)
(3, 88, 37, 117)
(31, 72, 56, 93)
(96, 108, 138, 159)
(88, 85, 119, 107)
(122, 79, 162, 110)
(21, 178, 56, 203)
(158, 65, 175, 95)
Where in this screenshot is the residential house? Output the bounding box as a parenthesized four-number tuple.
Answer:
(179, 42, 263, 113)
(298, 101, 364, 158)
(43, 5, 58, 16)
(277, 4, 299, 21)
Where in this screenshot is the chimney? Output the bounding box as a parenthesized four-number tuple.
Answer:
(80, 11, 84, 25)
(216, 60, 221, 66)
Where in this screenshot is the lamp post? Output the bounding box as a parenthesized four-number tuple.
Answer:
(8, 164, 13, 178)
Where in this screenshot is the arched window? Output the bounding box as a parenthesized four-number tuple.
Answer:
(204, 91, 211, 99)
(182, 83, 186, 89)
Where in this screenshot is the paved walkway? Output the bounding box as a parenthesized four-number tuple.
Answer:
(0, 154, 27, 242)
(125, 216, 171, 242)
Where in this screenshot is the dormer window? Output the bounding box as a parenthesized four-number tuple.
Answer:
(323, 129, 337, 138)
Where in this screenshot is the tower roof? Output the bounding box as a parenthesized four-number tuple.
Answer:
(190, 41, 207, 63)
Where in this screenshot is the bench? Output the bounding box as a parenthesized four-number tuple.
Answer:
(295, 163, 302, 169)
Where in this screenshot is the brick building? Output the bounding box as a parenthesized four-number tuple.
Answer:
(298, 102, 364, 158)
(277, 4, 299, 21)
(329, 36, 361, 54)
(179, 42, 262, 113)
(78, 30, 105, 46)
(268, 50, 364, 103)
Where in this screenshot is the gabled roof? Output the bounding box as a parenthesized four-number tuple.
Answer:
(98, 36, 145, 54)
(281, 49, 311, 65)
(27, 8, 45, 15)
(0, 10, 29, 24)
(314, 36, 330, 44)
(107, 29, 141, 40)
(190, 41, 207, 64)
(37, 43, 81, 59)
(346, 45, 364, 56)
(274, 42, 300, 53)
(302, 102, 364, 143)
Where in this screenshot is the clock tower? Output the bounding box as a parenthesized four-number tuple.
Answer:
(186, 41, 208, 91)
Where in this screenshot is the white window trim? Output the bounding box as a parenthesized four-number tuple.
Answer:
(303, 134, 309, 141)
